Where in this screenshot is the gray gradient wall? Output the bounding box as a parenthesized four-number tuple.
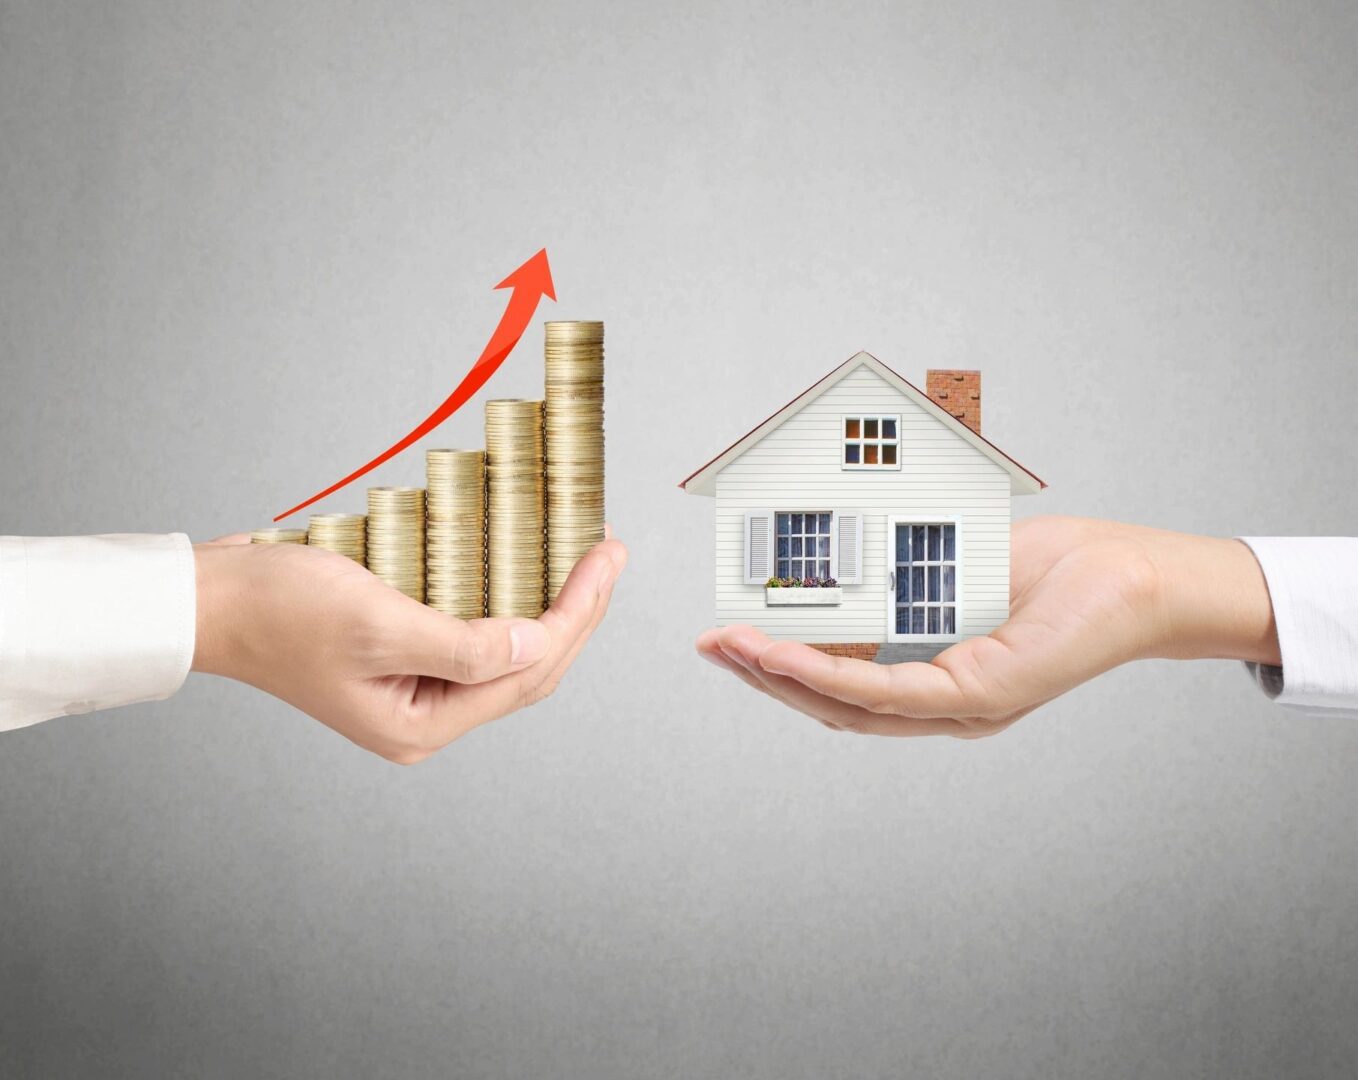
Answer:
(2, 2, 1357, 1077)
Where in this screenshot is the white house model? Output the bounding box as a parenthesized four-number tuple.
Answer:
(680, 352, 1045, 662)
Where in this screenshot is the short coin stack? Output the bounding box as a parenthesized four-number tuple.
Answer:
(251, 528, 307, 545)
(544, 320, 605, 602)
(306, 513, 367, 564)
(366, 487, 426, 601)
(425, 449, 487, 619)
(485, 399, 546, 618)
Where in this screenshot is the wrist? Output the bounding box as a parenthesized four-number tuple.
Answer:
(192, 544, 247, 677)
(1147, 532, 1280, 665)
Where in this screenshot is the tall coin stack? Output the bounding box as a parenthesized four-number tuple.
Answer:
(485, 399, 546, 618)
(544, 320, 606, 603)
(425, 449, 487, 620)
(251, 528, 307, 545)
(366, 487, 426, 601)
(306, 513, 367, 564)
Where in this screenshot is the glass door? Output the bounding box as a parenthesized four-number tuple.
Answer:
(892, 522, 957, 638)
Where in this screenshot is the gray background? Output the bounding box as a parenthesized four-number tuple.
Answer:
(2, 0, 1356, 1076)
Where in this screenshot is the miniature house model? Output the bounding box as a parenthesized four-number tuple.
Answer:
(680, 352, 1045, 662)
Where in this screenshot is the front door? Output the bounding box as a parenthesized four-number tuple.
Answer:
(886, 519, 959, 643)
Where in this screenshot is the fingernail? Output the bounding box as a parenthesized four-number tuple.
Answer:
(509, 622, 550, 664)
(604, 522, 613, 540)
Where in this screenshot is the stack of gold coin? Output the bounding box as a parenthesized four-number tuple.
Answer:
(425, 449, 487, 619)
(306, 513, 367, 564)
(544, 320, 605, 602)
(366, 486, 426, 601)
(251, 528, 307, 545)
(485, 399, 546, 618)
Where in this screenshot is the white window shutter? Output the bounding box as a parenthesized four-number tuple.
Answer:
(835, 511, 863, 584)
(745, 510, 774, 584)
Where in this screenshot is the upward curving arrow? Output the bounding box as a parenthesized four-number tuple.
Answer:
(274, 248, 556, 521)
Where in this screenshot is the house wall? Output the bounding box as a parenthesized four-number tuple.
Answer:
(713, 365, 1012, 643)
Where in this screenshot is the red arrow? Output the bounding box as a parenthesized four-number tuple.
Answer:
(274, 248, 556, 521)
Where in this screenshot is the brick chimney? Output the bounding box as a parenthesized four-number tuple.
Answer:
(925, 370, 981, 434)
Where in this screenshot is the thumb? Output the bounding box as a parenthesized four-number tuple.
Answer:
(204, 532, 253, 546)
(389, 603, 553, 684)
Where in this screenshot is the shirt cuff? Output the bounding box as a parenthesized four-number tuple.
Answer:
(0, 533, 197, 732)
(1238, 537, 1358, 714)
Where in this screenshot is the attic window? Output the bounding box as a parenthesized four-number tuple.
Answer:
(843, 415, 899, 469)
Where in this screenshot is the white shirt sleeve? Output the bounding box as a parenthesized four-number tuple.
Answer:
(1238, 537, 1358, 716)
(0, 533, 197, 732)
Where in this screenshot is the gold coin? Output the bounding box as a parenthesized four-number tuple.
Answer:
(425, 449, 487, 619)
(543, 321, 605, 602)
(486, 399, 545, 618)
(251, 528, 307, 544)
(307, 513, 367, 564)
(366, 486, 425, 601)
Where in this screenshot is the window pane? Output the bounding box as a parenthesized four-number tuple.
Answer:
(818, 536, 830, 557)
(896, 571, 909, 602)
(911, 608, 926, 634)
(865, 444, 879, 464)
(818, 560, 830, 578)
(882, 418, 897, 438)
(928, 526, 941, 560)
(942, 608, 956, 634)
(776, 559, 788, 577)
(790, 537, 802, 557)
(845, 418, 860, 438)
(941, 565, 955, 601)
(896, 608, 910, 634)
(818, 513, 831, 534)
(928, 566, 940, 601)
(845, 443, 861, 464)
(777, 537, 789, 558)
(882, 444, 897, 465)
(943, 524, 955, 560)
(864, 419, 879, 438)
(777, 514, 790, 536)
(897, 525, 911, 564)
(912, 527, 925, 561)
(912, 566, 925, 602)
(927, 607, 940, 634)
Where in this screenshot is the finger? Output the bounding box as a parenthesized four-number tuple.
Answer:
(697, 631, 779, 697)
(420, 540, 626, 737)
(519, 538, 628, 701)
(757, 635, 1006, 722)
(701, 636, 782, 700)
(388, 602, 552, 684)
(719, 627, 963, 737)
(205, 532, 252, 546)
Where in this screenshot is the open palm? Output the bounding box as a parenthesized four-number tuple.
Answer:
(696, 516, 1250, 738)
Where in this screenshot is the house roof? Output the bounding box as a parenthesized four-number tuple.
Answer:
(678, 351, 1046, 497)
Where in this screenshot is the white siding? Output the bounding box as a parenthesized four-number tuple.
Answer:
(714, 366, 1011, 642)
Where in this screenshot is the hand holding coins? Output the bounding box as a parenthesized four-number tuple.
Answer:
(249, 321, 606, 619)
(196, 523, 627, 764)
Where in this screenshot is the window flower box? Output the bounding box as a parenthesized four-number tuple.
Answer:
(765, 587, 843, 606)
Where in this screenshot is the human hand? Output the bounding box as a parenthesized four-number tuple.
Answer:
(697, 516, 1280, 738)
(193, 532, 627, 762)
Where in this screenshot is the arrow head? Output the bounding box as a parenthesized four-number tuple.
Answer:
(495, 248, 556, 301)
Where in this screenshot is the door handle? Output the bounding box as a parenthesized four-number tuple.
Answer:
(889, 570, 896, 591)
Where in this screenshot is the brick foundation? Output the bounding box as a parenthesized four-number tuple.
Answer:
(808, 643, 880, 661)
